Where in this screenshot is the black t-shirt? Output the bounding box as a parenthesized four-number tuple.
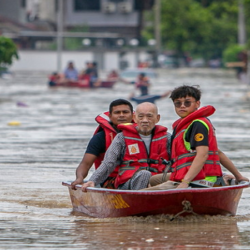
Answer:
(184, 121, 209, 149)
(85, 130, 106, 156)
(140, 85, 149, 95)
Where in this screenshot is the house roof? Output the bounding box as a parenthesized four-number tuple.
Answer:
(0, 15, 55, 38)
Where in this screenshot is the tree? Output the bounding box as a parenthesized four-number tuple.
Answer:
(0, 36, 19, 71)
(142, 0, 240, 63)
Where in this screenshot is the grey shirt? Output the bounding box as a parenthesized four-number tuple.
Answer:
(89, 131, 172, 185)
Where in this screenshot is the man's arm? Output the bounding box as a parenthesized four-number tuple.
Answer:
(128, 92, 135, 100)
(160, 90, 171, 99)
(71, 131, 106, 190)
(218, 149, 249, 182)
(82, 133, 125, 192)
(71, 153, 97, 190)
(176, 146, 208, 189)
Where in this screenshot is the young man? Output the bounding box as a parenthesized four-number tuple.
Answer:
(169, 85, 222, 188)
(148, 85, 248, 190)
(71, 99, 133, 190)
(81, 102, 171, 191)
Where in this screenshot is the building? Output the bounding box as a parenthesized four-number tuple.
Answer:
(0, 0, 156, 71)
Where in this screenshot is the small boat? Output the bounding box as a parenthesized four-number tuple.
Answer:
(62, 181, 249, 219)
(48, 74, 116, 88)
(50, 80, 116, 88)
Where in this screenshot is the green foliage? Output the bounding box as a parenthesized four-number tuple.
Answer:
(222, 44, 246, 62)
(142, 0, 241, 61)
(0, 36, 19, 69)
(64, 38, 83, 50)
(64, 25, 89, 50)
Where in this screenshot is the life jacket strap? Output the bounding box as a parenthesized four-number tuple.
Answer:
(119, 160, 135, 176)
(122, 158, 159, 165)
(139, 166, 159, 173)
(118, 165, 159, 176)
(173, 150, 219, 163)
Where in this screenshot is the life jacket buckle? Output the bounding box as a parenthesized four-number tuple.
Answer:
(147, 159, 158, 164)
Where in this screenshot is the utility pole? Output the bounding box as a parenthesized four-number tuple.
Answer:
(238, 0, 250, 84)
(57, 0, 63, 72)
(238, 0, 246, 45)
(154, 0, 161, 67)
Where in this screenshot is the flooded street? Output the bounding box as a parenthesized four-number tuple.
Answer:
(1, 68, 250, 249)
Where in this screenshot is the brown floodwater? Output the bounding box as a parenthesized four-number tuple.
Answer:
(1, 68, 250, 249)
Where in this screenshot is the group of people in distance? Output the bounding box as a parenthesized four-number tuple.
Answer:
(71, 85, 249, 192)
(106, 70, 171, 104)
(49, 62, 171, 104)
(48, 61, 100, 88)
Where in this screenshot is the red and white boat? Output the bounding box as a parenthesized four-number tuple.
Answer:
(62, 181, 249, 218)
(51, 80, 116, 88)
(48, 74, 116, 88)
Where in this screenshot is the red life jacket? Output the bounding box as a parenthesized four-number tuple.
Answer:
(114, 123, 170, 188)
(170, 105, 222, 182)
(93, 111, 118, 178)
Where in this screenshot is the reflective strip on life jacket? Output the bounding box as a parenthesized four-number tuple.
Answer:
(123, 136, 141, 141)
(118, 165, 159, 176)
(174, 129, 186, 139)
(98, 112, 110, 121)
(152, 135, 168, 142)
(173, 150, 219, 162)
(173, 160, 220, 172)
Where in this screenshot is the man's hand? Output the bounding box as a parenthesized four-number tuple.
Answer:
(176, 182, 189, 189)
(81, 181, 95, 192)
(223, 174, 249, 185)
(237, 176, 250, 183)
(71, 178, 83, 190)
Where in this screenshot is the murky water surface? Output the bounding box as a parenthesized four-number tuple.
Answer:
(1, 69, 250, 249)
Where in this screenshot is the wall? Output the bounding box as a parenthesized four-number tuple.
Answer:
(9, 50, 151, 72)
(0, 0, 26, 23)
(65, 0, 138, 27)
(10, 51, 93, 72)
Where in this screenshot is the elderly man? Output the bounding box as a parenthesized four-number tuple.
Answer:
(81, 102, 171, 191)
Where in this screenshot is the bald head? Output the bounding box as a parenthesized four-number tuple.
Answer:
(134, 102, 160, 136)
(135, 102, 158, 115)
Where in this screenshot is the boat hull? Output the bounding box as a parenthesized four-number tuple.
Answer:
(62, 181, 249, 218)
(63, 80, 116, 88)
(49, 80, 116, 88)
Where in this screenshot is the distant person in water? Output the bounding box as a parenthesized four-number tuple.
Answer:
(78, 61, 101, 88)
(64, 61, 78, 81)
(129, 72, 171, 104)
(135, 72, 150, 95)
(89, 62, 99, 88)
(106, 70, 130, 84)
(107, 70, 119, 81)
